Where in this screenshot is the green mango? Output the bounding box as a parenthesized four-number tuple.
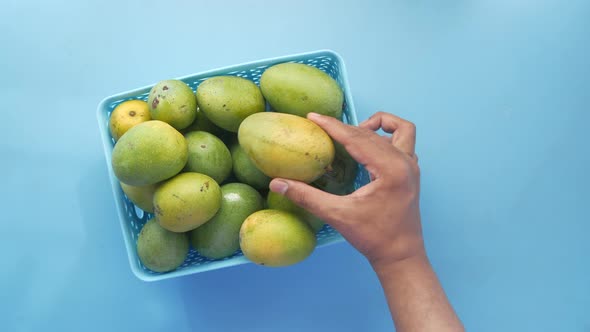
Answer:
(154, 172, 221, 232)
(313, 142, 357, 195)
(184, 131, 232, 184)
(230, 144, 271, 190)
(112, 120, 187, 186)
(137, 218, 189, 273)
(120, 182, 158, 213)
(196, 76, 265, 132)
(260, 62, 343, 119)
(267, 191, 324, 232)
(190, 183, 264, 259)
(148, 79, 197, 130)
(182, 105, 226, 137)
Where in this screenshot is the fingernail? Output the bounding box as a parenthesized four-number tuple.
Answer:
(269, 180, 289, 195)
(307, 112, 321, 121)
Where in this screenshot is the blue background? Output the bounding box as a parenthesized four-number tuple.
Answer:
(2, 0, 588, 331)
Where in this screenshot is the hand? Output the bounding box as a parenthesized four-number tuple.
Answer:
(270, 112, 464, 331)
(269, 111, 424, 268)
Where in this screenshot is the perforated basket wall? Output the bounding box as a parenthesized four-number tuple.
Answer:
(97, 50, 370, 281)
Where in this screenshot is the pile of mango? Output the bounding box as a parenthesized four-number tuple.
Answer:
(109, 62, 358, 273)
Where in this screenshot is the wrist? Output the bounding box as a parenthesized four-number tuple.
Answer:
(371, 250, 429, 278)
(367, 228, 426, 272)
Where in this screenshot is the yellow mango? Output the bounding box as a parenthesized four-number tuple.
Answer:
(239, 209, 316, 267)
(237, 112, 335, 183)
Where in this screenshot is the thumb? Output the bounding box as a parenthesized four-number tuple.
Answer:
(269, 178, 345, 226)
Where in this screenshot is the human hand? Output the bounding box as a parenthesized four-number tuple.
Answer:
(270, 112, 464, 331)
(269, 111, 424, 269)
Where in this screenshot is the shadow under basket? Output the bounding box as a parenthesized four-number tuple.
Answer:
(97, 49, 371, 281)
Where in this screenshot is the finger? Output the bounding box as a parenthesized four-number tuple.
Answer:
(379, 135, 392, 145)
(358, 113, 383, 129)
(360, 111, 407, 131)
(269, 178, 346, 228)
(307, 113, 388, 167)
(359, 112, 416, 156)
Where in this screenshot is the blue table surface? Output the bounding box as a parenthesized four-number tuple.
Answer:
(2, 1, 588, 331)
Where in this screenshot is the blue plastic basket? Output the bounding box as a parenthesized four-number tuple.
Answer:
(97, 49, 370, 281)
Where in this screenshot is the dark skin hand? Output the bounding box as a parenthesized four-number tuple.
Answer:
(269, 112, 464, 332)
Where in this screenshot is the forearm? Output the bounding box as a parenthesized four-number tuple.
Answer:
(374, 254, 464, 332)
(273, 112, 458, 329)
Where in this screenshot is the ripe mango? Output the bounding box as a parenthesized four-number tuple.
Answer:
(239, 209, 316, 267)
(190, 183, 264, 259)
(109, 99, 151, 141)
(148, 80, 197, 130)
(137, 218, 189, 273)
(260, 63, 343, 119)
(184, 131, 232, 184)
(154, 172, 221, 232)
(196, 76, 265, 132)
(238, 112, 335, 183)
(112, 120, 187, 186)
